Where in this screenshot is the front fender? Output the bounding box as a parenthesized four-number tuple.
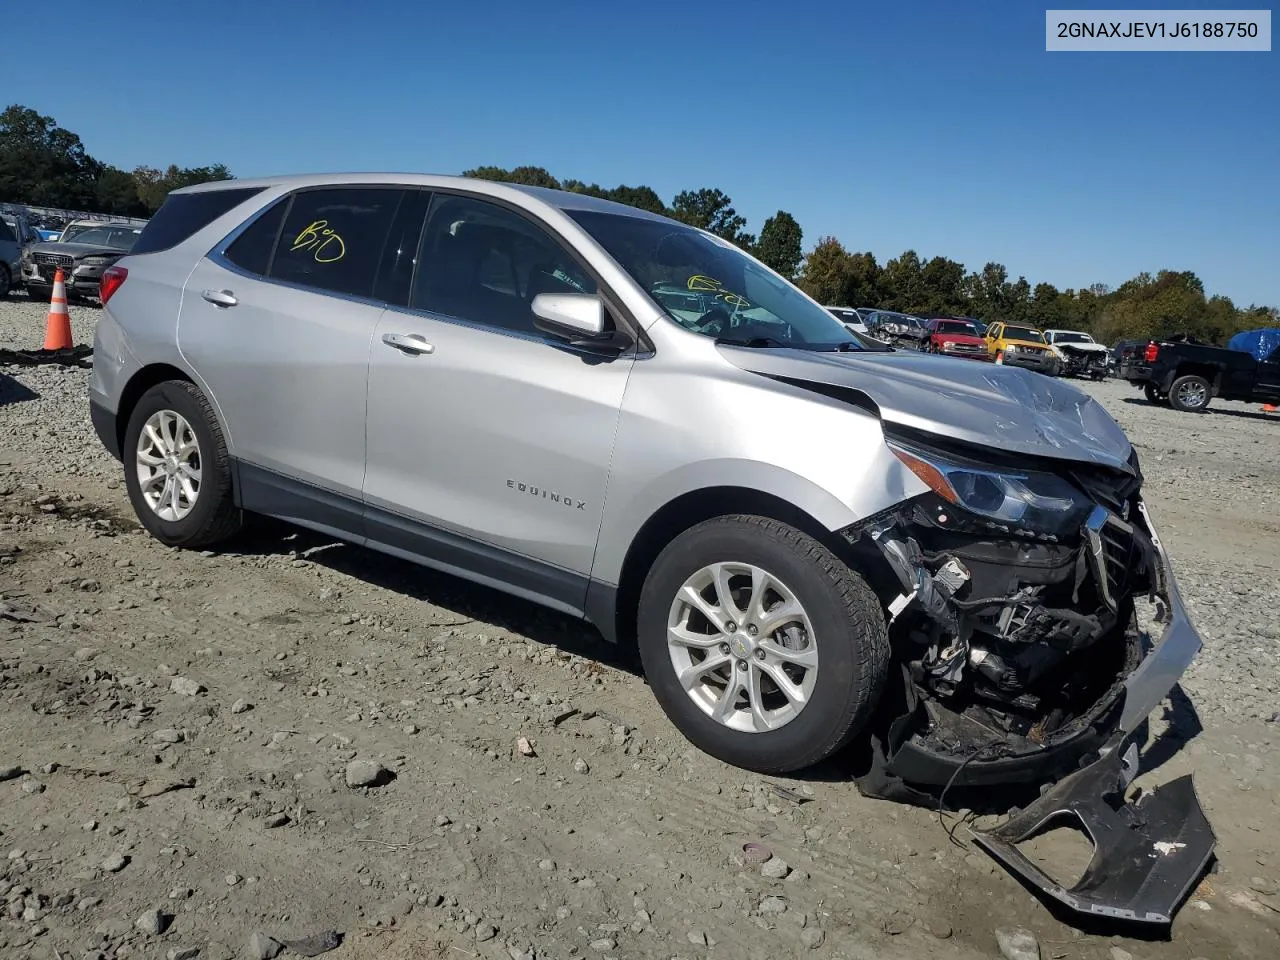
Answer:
(591, 445, 925, 586)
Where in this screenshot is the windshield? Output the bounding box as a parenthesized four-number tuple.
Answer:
(1003, 325, 1045, 343)
(568, 210, 864, 350)
(934, 320, 978, 334)
(69, 226, 139, 250)
(1051, 332, 1093, 344)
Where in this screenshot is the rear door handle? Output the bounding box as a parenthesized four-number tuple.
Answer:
(381, 332, 435, 355)
(201, 289, 237, 307)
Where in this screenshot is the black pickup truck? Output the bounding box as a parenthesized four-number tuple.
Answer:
(1118, 335, 1280, 411)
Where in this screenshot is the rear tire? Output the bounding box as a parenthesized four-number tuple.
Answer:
(0, 265, 10, 299)
(636, 515, 889, 774)
(1169, 374, 1211, 413)
(122, 380, 243, 548)
(1143, 383, 1167, 405)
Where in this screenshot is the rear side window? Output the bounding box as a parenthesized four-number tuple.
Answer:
(131, 187, 265, 255)
(0, 219, 15, 242)
(269, 187, 405, 299)
(224, 199, 288, 276)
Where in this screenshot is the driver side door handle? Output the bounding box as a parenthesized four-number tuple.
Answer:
(201, 289, 238, 308)
(382, 332, 435, 355)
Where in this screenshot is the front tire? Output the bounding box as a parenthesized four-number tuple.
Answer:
(122, 380, 242, 548)
(0, 265, 11, 299)
(637, 515, 889, 774)
(1169, 374, 1211, 413)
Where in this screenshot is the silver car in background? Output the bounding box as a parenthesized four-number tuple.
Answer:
(88, 174, 1214, 925)
(22, 222, 142, 301)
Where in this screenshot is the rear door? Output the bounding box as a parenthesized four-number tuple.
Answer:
(1255, 347, 1280, 401)
(178, 185, 416, 501)
(362, 191, 635, 611)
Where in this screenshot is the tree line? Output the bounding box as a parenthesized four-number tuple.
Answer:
(0, 104, 233, 218)
(3, 103, 1272, 345)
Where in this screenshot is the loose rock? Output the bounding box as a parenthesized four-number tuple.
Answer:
(170, 677, 205, 696)
(101, 853, 130, 873)
(995, 927, 1041, 960)
(249, 932, 284, 960)
(345, 760, 392, 788)
(759, 895, 787, 914)
(761, 856, 791, 879)
(800, 927, 826, 950)
(135, 908, 171, 936)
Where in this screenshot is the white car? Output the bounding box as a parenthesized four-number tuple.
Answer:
(1044, 329, 1110, 379)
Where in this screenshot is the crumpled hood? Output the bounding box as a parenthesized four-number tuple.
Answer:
(25, 241, 130, 258)
(720, 346, 1134, 472)
(1055, 341, 1109, 353)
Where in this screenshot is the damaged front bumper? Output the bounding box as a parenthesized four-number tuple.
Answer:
(853, 484, 1214, 926)
(971, 500, 1214, 926)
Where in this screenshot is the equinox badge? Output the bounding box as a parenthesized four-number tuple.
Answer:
(507, 479, 586, 510)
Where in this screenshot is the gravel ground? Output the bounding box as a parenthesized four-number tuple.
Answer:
(2, 294, 1279, 960)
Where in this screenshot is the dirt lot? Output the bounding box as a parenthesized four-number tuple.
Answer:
(2, 295, 1279, 960)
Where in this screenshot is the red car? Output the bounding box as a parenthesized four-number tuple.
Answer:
(921, 318, 991, 361)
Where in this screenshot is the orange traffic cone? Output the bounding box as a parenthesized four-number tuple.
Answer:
(1263, 404, 1278, 414)
(43, 268, 73, 350)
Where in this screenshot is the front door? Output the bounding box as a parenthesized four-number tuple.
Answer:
(362, 192, 635, 614)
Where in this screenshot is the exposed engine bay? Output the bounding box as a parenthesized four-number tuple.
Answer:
(845, 436, 1161, 795)
(1057, 343, 1111, 378)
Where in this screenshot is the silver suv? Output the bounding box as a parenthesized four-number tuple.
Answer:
(89, 175, 1212, 921)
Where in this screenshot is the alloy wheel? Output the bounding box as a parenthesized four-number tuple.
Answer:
(666, 562, 818, 733)
(135, 409, 202, 522)
(1175, 380, 1208, 408)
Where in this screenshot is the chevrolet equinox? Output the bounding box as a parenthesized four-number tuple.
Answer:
(90, 175, 1213, 923)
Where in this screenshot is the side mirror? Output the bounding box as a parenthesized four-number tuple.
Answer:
(532, 293, 631, 354)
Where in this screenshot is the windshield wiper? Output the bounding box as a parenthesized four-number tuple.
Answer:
(715, 336, 793, 349)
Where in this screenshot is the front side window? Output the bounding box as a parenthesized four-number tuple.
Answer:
(568, 210, 862, 351)
(410, 194, 597, 336)
(270, 187, 405, 299)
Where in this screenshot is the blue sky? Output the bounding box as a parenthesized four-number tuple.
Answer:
(5, 0, 1277, 305)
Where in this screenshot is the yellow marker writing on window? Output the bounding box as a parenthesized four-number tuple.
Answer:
(291, 220, 346, 263)
(686, 274, 750, 308)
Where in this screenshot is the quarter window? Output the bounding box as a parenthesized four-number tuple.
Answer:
(269, 187, 406, 299)
(410, 194, 597, 336)
(224, 198, 287, 277)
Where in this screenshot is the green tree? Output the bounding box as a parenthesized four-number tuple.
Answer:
(94, 165, 147, 217)
(918, 256, 966, 314)
(671, 188, 754, 248)
(461, 165, 561, 189)
(880, 250, 924, 312)
(754, 211, 803, 278)
(132, 163, 234, 214)
(797, 236, 853, 305)
(0, 104, 102, 208)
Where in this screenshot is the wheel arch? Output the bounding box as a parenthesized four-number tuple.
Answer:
(113, 363, 199, 457)
(601, 485, 898, 649)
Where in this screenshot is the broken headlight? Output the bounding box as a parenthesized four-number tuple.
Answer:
(888, 441, 1094, 538)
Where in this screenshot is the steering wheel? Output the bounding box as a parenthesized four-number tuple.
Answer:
(694, 307, 732, 335)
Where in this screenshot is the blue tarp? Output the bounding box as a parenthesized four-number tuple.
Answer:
(1227, 328, 1280, 363)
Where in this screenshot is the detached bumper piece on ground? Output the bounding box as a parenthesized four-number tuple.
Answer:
(972, 748, 1215, 926)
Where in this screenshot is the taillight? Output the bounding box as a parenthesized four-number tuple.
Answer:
(99, 265, 128, 304)
(1143, 342, 1159, 363)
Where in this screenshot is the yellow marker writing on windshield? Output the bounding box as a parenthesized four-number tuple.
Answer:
(291, 220, 346, 263)
(687, 274, 750, 308)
